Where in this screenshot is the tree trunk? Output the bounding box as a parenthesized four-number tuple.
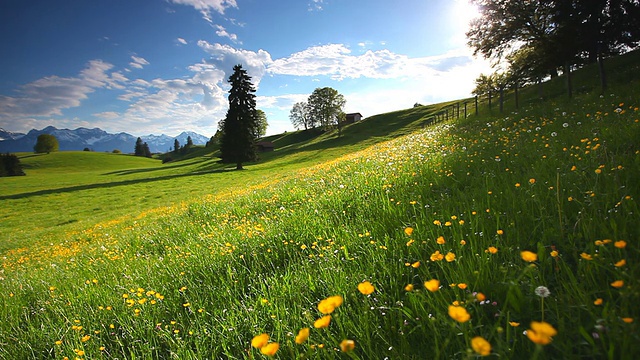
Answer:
(514, 82, 519, 109)
(598, 49, 607, 94)
(564, 62, 573, 98)
(236, 162, 243, 170)
(488, 91, 492, 110)
(499, 87, 504, 113)
(537, 77, 543, 99)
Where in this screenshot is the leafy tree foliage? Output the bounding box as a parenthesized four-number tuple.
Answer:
(289, 102, 311, 130)
(307, 87, 346, 130)
(0, 153, 25, 177)
(220, 64, 259, 170)
(255, 109, 268, 137)
(33, 134, 59, 154)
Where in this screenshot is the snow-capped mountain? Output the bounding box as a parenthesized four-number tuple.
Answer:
(0, 128, 25, 141)
(0, 126, 209, 153)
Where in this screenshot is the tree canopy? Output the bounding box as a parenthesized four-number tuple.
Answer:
(33, 134, 59, 154)
(290, 88, 346, 131)
(219, 64, 259, 170)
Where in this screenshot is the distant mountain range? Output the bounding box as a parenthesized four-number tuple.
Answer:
(0, 126, 210, 153)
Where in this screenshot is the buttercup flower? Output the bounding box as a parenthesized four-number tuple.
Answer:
(251, 333, 269, 349)
(611, 280, 624, 288)
(471, 336, 491, 356)
(404, 227, 414, 236)
(526, 321, 557, 345)
(295, 328, 310, 344)
(340, 339, 355, 352)
(314, 315, 331, 329)
(521, 251, 538, 262)
(318, 295, 343, 314)
(424, 279, 440, 292)
(260, 342, 279, 356)
(448, 305, 471, 323)
(358, 281, 375, 295)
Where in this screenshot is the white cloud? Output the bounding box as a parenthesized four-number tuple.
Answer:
(308, 0, 324, 11)
(129, 55, 150, 69)
(0, 60, 116, 120)
(214, 25, 239, 43)
(170, 0, 238, 23)
(197, 41, 272, 87)
(177, 37, 188, 45)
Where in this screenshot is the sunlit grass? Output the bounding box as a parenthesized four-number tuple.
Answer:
(1, 52, 639, 358)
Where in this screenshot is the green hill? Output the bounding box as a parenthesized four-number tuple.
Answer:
(0, 50, 639, 359)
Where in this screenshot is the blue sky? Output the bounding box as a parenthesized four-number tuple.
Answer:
(0, 0, 490, 137)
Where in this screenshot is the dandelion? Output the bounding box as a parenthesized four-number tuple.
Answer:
(318, 295, 343, 314)
(295, 328, 310, 344)
(314, 315, 331, 329)
(260, 342, 279, 356)
(340, 339, 356, 353)
(357, 281, 375, 295)
(611, 280, 624, 288)
(424, 279, 440, 292)
(251, 333, 270, 349)
(404, 284, 414, 292)
(521, 251, 538, 262)
(448, 305, 471, 323)
(404, 227, 414, 236)
(535, 286, 550, 298)
(526, 321, 557, 345)
(471, 336, 491, 356)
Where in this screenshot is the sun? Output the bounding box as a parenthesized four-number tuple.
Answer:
(451, 0, 481, 28)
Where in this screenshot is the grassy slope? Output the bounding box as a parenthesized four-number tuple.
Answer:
(0, 50, 639, 359)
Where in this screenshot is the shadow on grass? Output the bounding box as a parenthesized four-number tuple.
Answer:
(0, 167, 236, 200)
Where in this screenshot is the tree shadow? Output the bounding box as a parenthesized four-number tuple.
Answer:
(0, 168, 236, 201)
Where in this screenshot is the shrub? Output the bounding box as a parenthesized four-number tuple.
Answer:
(0, 153, 26, 176)
(112, 149, 122, 154)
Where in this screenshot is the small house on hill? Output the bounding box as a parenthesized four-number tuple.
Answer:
(256, 141, 274, 152)
(345, 113, 363, 124)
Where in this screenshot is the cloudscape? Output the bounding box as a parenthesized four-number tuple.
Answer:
(0, 0, 491, 137)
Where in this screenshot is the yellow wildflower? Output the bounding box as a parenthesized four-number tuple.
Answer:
(521, 251, 538, 262)
(436, 236, 446, 244)
(260, 342, 279, 356)
(314, 315, 331, 329)
(594, 298, 603, 306)
(357, 281, 375, 295)
(614, 240, 627, 248)
(471, 336, 491, 356)
(404, 284, 414, 292)
(526, 321, 557, 345)
(318, 295, 343, 314)
(448, 305, 471, 323)
(445, 252, 456, 262)
(611, 280, 624, 288)
(424, 279, 440, 292)
(295, 328, 310, 344)
(340, 339, 356, 353)
(251, 333, 269, 349)
(404, 227, 414, 236)
(614, 259, 626, 267)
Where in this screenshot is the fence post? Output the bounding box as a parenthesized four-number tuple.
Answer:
(464, 102, 467, 119)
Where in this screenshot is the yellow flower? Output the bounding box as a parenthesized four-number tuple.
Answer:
(580, 253, 593, 260)
(251, 333, 270, 349)
(509, 322, 520, 327)
(526, 321, 557, 345)
(487, 246, 498, 254)
(81, 335, 91, 342)
(424, 279, 440, 292)
(433, 220, 442, 226)
(436, 236, 446, 244)
(497, 229, 504, 235)
(448, 305, 471, 323)
(445, 252, 456, 262)
(550, 250, 558, 257)
(471, 336, 491, 356)
(357, 281, 375, 295)
(404, 284, 414, 292)
(457, 283, 467, 290)
(476, 292, 486, 301)
(404, 227, 414, 236)
(614, 259, 626, 267)
(430, 250, 444, 261)
(622, 318, 634, 323)
(594, 298, 603, 305)
(318, 295, 343, 314)
(521, 251, 538, 262)
(295, 328, 310, 344)
(411, 261, 421, 268)
(260, 342, 279, 356)
(614, 240, 627, 248)
(340, 339, 356, 353)
(314, 315, 331, 329)
(611, 280, 624, 288)
(529, 178, 536, 185)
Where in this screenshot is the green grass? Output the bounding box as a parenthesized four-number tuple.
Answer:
(1, 50, 639, 359)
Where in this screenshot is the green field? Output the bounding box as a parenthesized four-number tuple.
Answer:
(1, 51, 639, 359)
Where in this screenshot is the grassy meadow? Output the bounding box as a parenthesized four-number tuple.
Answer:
(1, 51, 639, 359)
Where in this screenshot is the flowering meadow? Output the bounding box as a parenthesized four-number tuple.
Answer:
(2, 64, 640, 358)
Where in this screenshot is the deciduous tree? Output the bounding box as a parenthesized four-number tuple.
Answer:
(307, 87, 346, 131)
(34, 134, 59, 154)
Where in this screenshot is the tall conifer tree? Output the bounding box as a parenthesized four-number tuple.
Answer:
(220, 64, 258, 170)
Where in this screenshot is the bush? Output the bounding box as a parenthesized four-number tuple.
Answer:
(112, 149, 122, 154)
(162, 156, 173, 164)
(0, 153, 25, 176)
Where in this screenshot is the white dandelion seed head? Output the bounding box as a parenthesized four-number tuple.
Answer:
(535, 286, 551, 298)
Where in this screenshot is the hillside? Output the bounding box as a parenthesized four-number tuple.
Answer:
(0, 50, 639, 359)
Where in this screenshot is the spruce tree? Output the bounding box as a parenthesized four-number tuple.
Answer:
(134, 137, 144, 156)
(220, 64, 258, 170)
